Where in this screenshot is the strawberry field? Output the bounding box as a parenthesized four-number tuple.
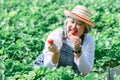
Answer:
(0, 0, 120, 80)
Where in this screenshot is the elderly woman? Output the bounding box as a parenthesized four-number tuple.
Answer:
(34, 5, 95, 75)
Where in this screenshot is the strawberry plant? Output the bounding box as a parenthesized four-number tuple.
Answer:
(0, 0, 120, 79)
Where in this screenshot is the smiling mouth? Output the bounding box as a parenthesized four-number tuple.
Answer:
(70, 30, 77, 35)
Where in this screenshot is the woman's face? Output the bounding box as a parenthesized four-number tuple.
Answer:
(66, 17, 85, 38)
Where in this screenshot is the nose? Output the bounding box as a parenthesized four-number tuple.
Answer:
(72, 23, 77, 28)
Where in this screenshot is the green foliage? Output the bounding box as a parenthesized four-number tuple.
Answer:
(5, 66, 107, 80)
(0, 0, 120, 79)
(115, 75, 120, 80)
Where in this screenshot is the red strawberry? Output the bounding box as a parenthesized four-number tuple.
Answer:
(47, 39, 54, 44)
(71, 31, 77, 35)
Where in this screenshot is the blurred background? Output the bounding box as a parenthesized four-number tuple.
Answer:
(0, 0, 120, 79)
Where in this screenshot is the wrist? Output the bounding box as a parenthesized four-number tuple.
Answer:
(74, 48, 82, 60)
(73, 47, 82, 54)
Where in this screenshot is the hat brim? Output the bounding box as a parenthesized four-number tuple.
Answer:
(64, 10, 95, 27)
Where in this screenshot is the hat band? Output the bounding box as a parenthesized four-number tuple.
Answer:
(69, 10, 93, 24)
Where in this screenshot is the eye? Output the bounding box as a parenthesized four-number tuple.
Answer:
(68, 18, 74, 23)
(70, 19, 74, 23)
(77, 22, 84, 26)
(77, 23, 82, 26)
(71, 20, 74, 23)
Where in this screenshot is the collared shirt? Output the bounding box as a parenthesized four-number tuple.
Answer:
(38, 28, 95, 74)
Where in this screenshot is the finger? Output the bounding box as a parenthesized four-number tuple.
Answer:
(48, 44, 57, 52)
(48, 43, 53, 50)
(69, 36, 76, 42)
(48, 44, 51, 49)
(70, 36, 80, 44)
(49, 45, 54, 52)
(73, 36, 82, 43)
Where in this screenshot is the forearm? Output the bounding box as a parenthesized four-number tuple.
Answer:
(51, 50, 60, 64)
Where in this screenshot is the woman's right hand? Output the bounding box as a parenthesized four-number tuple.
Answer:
(48, 43, 58, 53)
(47, 39, 60, 64)
(47, 39, 59, 54)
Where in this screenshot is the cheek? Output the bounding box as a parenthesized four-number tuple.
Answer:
(66, 24, 71, 31)
(66, 27, 71, 37)
(77, 27, 85, 35)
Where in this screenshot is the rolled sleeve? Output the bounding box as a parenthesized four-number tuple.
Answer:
(44, 50, 58, 68)
(74, 53, 93, 74)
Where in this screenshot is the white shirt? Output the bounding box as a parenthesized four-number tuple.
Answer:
(43, 28, 95, 74)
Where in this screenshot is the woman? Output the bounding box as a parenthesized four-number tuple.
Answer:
(34, 5, 95, 75)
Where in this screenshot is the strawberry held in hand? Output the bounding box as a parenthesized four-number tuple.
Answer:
(71, 31, 77, 35)
(47, 39, 54, 44)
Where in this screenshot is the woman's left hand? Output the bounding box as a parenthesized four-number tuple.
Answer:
(69, 35, 82, 50)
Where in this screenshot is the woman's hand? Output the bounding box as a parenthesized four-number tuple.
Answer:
(48, 43, 59, 53)
(69, 36, 82, 60)
(47, 39, 60, 64)
(69, 35, 82, 50)
(47, 39, 59, 54)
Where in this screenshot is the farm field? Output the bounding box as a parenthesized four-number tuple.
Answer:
(0, 0, 120, 80)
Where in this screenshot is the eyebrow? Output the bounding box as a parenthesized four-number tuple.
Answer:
(76, 20, 85, 25)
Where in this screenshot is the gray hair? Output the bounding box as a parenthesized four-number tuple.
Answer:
(64, 17, 91, 33)
(84, 24, 91, 33)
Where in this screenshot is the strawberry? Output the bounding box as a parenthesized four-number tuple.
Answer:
(71, 31, 77, 35)
(47, 39, 54, 44)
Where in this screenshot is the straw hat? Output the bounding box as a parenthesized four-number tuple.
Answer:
(64, 5, 95, 27)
